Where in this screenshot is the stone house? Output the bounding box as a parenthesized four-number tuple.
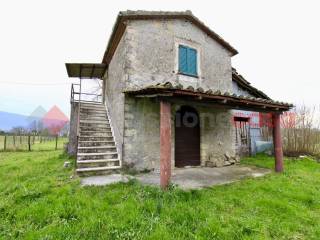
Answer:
(66, 11, 292, 186)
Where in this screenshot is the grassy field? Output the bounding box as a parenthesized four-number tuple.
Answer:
(1, 150, 320, 240)
(0, 136, 67, 151)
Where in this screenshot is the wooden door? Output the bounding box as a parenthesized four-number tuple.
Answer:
(234, 117, 251, 157)
(175, 106, 200, 167)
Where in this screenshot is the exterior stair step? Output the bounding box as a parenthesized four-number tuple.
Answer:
(78, 141, 115, 147)
(80, 109, 106, 113)
(77, 152, 118, 156)
(81, 130, 112, 133)
(76, 165, 121, 173)
(80, 122, 110, 126)
(77, 159, 119, 164)
(76, 102, 120, 176)
(78, 140, 115, 143)
(80, 126, 110, 130)
(80, 116, 108, 120)
(80, 102, 103, 106)
(80, 112, 107, 116)
(78, 146, 116, 149)
(80, 106, 105, 110)
(80, 120, 109, 124)
(79, 136, 114, 141)
(80, 104, 104, 108)
(80, 133, 113, 137)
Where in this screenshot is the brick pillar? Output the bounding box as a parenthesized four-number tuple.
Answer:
(272, 113, 284, 172)
(160, 100, 171, 189)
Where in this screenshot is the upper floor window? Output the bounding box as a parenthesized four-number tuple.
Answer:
(178, 45, 198, 77)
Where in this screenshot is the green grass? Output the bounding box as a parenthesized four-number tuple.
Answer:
(1, 151, 320, 240)
(0, 136, 67, 151)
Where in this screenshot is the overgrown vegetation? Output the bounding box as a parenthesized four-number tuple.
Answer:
(282, 105, 320, 157)
(1, 148, 320, 239)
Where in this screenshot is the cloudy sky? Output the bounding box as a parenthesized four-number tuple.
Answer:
(0, 0, 319, 116)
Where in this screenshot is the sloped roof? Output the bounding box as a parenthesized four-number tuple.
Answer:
(124, 82, 293, 112)
(232, 68, 270, 100)
(102, 10, 238, 65)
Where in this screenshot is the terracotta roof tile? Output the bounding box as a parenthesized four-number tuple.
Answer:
(124, 82, 294, 110)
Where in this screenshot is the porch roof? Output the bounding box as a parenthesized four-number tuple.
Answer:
(65, 63, 107, 79)
(124, 82, 293, 112)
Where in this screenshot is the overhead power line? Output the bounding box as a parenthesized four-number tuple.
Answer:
(0, 81, 70, 86)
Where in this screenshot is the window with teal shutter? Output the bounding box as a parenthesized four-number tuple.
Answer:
(179, 45, 198, 76)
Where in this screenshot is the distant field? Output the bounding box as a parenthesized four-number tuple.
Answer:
(0, 135, 68, 151)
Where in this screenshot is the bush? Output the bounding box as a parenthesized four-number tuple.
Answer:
(282, 105, 320, 156)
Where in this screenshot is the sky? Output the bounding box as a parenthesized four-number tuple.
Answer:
(0, 0, 319, 117)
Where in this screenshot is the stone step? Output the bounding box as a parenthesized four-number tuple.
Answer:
(80, 128, 112, 134)
(79, 102, 103, 106)
(78, 152, 118, 156)
(80, 124, 111, 131)
(80, 105, 106, 110)
(76, 165, 121, 173)
(80, 110, 106, 113)
(78, 146, 115, 150)
(80, 115, 108, 120)
(80, 109, 107, 114)
(80, 104, 105, 109)
(78, 141, 115, 148)
(78, 146, 117, 153)
(80, 122, 110, 127)
(77, 103, 103, 108)
(80, 127, 111, 132)
(79, 141, 116, 147)
(79, 136, 114, 141)
(80, 112, 106, 116)
(80, 132, 113, 137)
(78, 159, 119, 163)
(80, 120, 109, 124)
(77, 159, 120, 168)
(77, 152, 118, 160)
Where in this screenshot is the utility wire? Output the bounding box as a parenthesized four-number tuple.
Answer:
(0, 81, 70, 86)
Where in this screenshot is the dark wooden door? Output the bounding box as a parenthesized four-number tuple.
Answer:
(175, 106, 200, 167)
(234, 117, 251, 157)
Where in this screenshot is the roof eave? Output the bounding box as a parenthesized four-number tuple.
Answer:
(123, 84, 293, 113)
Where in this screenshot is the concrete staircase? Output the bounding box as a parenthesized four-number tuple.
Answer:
(76, 102, 121, 176)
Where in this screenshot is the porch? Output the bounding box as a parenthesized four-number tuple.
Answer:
(125, 82, 293, 189)
(81, 165, 271, 189)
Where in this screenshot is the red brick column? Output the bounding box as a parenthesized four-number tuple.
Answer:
(272, 113, 284, 172)
(160, 100, 172, 189)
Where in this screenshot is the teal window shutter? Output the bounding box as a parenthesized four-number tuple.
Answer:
(187, 48, 197, 75)
(179, 45, 188, 74)
(178, 45, 197, 76)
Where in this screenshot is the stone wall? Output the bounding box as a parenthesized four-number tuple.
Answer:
(123, 97, 237, 171)
(123, 96, 160, 170)
(125, 19, 232, 92)
(104, 29, 129, 157)
(68, 102, 79, 156)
